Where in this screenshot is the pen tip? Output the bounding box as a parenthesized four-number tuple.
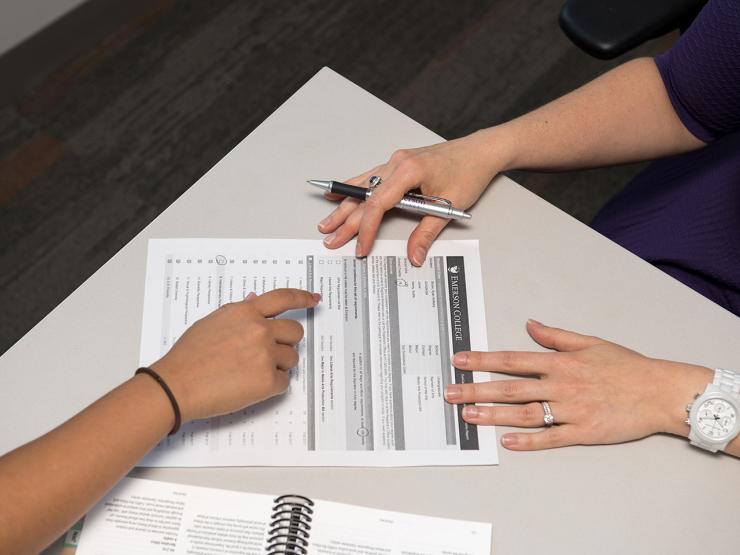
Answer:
(307, 179, 330, 189)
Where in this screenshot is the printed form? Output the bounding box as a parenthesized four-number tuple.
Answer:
(139, 239, 497, 466)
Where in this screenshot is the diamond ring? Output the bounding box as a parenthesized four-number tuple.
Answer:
(542, 401, 555, 427)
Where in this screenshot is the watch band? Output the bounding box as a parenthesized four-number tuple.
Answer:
(714, 367, 740, 395)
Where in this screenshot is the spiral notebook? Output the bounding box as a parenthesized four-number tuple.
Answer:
(69, 477, 492, 554)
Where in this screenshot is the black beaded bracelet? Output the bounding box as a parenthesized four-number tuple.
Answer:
(135, 367, 182, 435)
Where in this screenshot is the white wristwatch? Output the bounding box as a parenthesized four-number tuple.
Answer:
(686, 368, 740, 453)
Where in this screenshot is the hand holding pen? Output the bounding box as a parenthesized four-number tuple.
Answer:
(308, 178, 471, 220)
(314, 133, 504, 266)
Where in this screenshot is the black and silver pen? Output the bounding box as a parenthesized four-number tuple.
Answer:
(307, 179, 472, 220)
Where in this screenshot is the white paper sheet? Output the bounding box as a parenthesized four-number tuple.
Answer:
(75, 477, 492, 555)
(139, 239, 497, 467)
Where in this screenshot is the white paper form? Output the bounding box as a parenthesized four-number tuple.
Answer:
(139, 239, 497, 467)
(75, 477, 492, 555)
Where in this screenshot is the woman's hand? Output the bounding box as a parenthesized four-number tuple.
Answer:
(151, 288, 321, 423)
(0, 288, 321, 554)
(318, 58, 707, 268)
(318, 130, 509, 266)
(444, 320, 713, 451)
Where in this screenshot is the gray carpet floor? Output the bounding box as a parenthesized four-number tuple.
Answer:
(0, 0, 669, 355)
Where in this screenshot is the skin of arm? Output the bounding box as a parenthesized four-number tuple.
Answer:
(317, 57, 704, 265)
(486, 56, 705, 173)
(0, 288, 320, 555)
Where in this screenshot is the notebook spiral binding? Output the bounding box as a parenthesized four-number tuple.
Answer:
(266, 494, 315, 554)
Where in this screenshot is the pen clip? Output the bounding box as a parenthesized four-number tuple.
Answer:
(368, 176, 382, 190)
(368, 177, 454, 210)
(405, 191, 453, 208)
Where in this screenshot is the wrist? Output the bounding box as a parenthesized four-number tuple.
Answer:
(148, 358, 195, 425)
(129, 372, 177, 436)
(468, 126, 519, 175)
(654, 361, 713, 437)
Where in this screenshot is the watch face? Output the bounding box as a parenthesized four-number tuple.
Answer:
(696, 398, 738, 440)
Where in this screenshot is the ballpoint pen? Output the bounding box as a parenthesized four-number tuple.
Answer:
(307, 177, 472, 220)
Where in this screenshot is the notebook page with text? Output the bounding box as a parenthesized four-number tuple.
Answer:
(309, 498, 491, 555)
(75, 478, 273, 554)
(73, 478, 492, 554)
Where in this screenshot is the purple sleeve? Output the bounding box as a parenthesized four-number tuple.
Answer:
(654, 0, 740, 142)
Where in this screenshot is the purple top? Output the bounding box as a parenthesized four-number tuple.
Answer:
(591, 0, 740, 317)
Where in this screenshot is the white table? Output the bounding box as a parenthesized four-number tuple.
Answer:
(2, 67, 739, 554)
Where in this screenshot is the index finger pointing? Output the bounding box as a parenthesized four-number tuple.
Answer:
(250, 289, 321, 317)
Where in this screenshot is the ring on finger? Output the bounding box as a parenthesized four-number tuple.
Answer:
(369, 175, 383, 189)
(541, 401, 555, 427)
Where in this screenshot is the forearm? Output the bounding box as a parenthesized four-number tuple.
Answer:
(0, 373, 173, 554)
(0, 290, 317, 554)
(724, 437, 740, 457)
(721, 435, 739, 457)
(475, 58, 705, 174)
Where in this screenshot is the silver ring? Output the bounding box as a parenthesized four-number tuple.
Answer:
(542, 401, 555, 427)
(369, 175, 382, 188)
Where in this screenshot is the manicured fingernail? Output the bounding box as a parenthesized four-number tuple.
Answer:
(462, 405, 478, 418)
(323, 233, 336, 246)
(245, 292, 256, 301)
(452, 353, 468, 366)
(445, 385, 461, 401)
(319, 217, 331, 228)
(412, 246, 427, 266)
(355, 242, 363, 257)
(501, 435, 518, 447)
(312, 292, 322, 303)
(528, 319, 543, 327)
